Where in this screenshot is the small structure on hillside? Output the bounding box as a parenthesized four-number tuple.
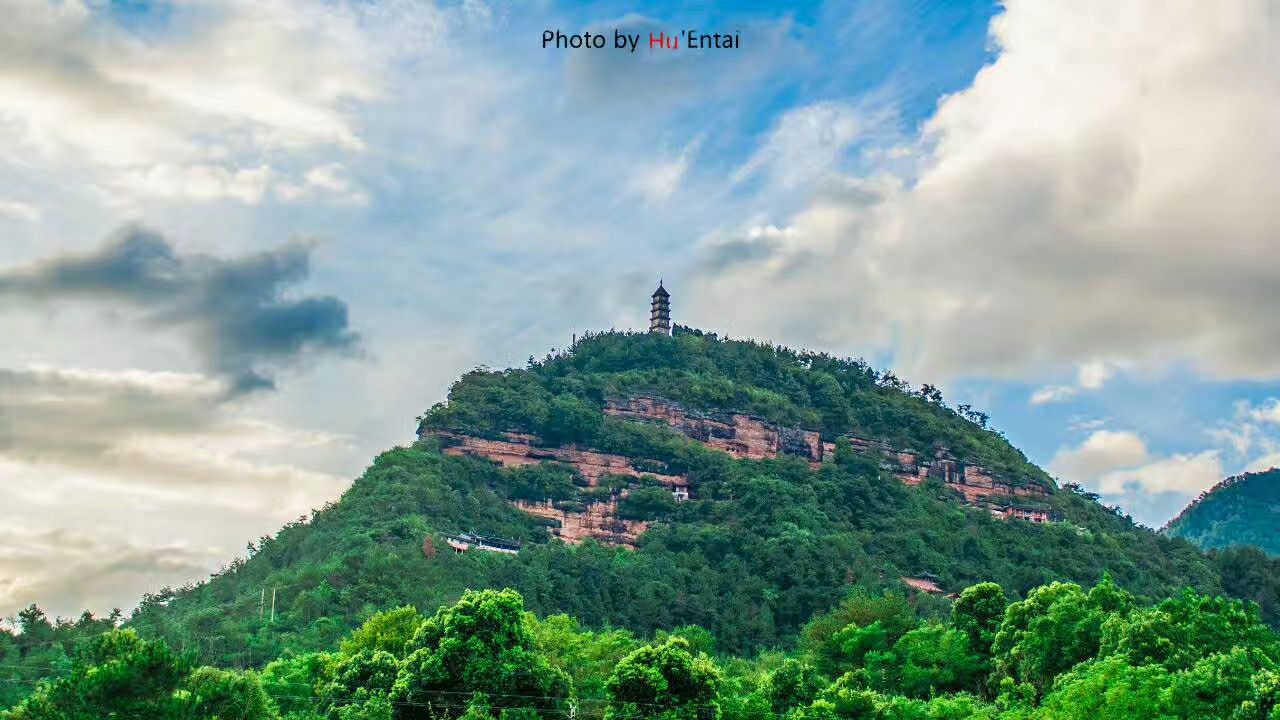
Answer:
(650, 282, 671, 335)
(987, 505, 1053, 523)
(672, 482, 690, 502)
(443, 532, 522, 555)
(902, 574, 945, 595)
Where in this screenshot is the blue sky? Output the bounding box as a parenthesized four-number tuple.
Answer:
(2, 0, 1279, 617)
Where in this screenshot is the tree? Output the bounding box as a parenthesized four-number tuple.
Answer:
(1100, 587, 1276, 671)
(765, 659, 822, 714)
(1166, 647, 1277, 719)
(183, 666, 277, 720)
(605, 637, 720, 720)
(804, 590, 915, 676)
(340, 607, 425, 659)
(1030, 655, 1173, 720)
(865, 623, 984, 698)
(951, 583, 1006, 658)
(990, 581, 1119, 695)
(5, 630, 190, 720)
(322, 650, 399, 719)
(530, 614, 639, 703)
(391, 589, 571, 720)
(260, 651, 335, 718)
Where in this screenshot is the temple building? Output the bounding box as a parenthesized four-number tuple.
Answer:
(650, 282, 671, 335)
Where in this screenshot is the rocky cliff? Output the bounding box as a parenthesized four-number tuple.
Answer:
(420, 394, 1051, 546)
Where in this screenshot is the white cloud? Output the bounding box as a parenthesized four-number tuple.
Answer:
(0, 0, 377, 203)
(630, 152, 692, 204)
(1095, 451, 1223, 496)
(0, 199, 40, 222)
(1049, 429, 1150, 482)
(732, 101, 885, 192)
(1067, 417, 1107, 432)
(0, 525, 224, 620)
(1244, 452, 1280, 474)
(1031, 384, 1077, 405)
(107, 164, 276, 205)
(1077, 361, 1114, 390)
(1029, 360, 1118, 404)
(0, 365, 351, 617)
(1247, 398, 1280, 424)
(695, 0, 1280, 383)
(277, 163, 369, 205)
(1049, 428, 1233, 525)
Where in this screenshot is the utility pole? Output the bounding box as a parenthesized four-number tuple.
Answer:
(269, 588, 277, 625)
(259, 588, 266, 624)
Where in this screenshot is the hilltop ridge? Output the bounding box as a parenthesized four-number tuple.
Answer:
(417, 328, 1057, 544)
(1164, 468, 1280, 555)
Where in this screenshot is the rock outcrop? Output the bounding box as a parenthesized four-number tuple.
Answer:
(420, 394, 1053, 546)
(607, 395, 1048, 505)
(431, 430, 687, 488)
(604, 396, 823, 463)
(427, 430, 684, 547)
(512, 498, 649, 545)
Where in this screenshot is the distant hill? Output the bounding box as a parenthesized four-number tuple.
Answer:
(125, 327, 1246, 667)
(1164, 468, 1280, 555)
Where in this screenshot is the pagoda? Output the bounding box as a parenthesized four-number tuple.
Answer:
(649, 282, 671, 335)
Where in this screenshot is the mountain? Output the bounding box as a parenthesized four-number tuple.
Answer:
(125, 327, 1250, 668)
(1164, 468, 1280, 555)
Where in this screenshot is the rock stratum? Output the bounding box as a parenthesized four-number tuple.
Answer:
(421, 393, 1052, 546)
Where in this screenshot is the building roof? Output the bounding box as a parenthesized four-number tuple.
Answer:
(652, 282, 669, 298)
(901, 576, 945, 594)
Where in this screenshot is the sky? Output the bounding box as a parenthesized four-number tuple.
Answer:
(1, 0, 1279, 619)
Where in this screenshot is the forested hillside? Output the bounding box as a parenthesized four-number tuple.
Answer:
(110, 330, 1256, 663)
(4, 328, 1279, 716)
(1165, 469, 1280, 555)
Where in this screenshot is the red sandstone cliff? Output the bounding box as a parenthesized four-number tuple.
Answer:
(419, 394, 1052, 546)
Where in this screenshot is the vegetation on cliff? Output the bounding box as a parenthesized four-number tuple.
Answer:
(1164, 468, 1280, 555)
(419, 328, 1048, 483)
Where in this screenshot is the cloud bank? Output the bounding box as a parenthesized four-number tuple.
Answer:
(693, 0, 1280, 384)
(0, 366, 350, 617)
(0, 226, 359, 393)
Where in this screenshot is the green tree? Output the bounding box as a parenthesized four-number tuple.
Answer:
(184, 666, 277, 720)
(804, 590, 915, 676)
(1166, 647, 1277, 719)
(5, 630, 189, 720)
(1034, 656, 1173, 720)
(951, 583, 1006, 658)
(321, 650, 399, 719)
(990, 580, 1129, 695)
(605, 637, 720, 720)
(390, 589, 571, 720)
(865, 623, 984, 698)
(340, 607, 425, 659)
(1100, 588, 1277, 671)
(260, 651, 334, 718)
(765, 659, 822, 714)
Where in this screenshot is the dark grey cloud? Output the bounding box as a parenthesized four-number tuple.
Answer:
(0, 226, 359, 393)
(0, 526, 221, 619)
(697, 235, 782, 273)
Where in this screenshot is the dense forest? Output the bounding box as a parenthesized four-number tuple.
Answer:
(3, 328, 1279, 716)
(1164, 469, 1280, 556)
(6, 580, 1280, 719)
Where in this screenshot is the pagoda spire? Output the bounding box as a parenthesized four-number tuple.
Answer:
(649, 281, 671, 335)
